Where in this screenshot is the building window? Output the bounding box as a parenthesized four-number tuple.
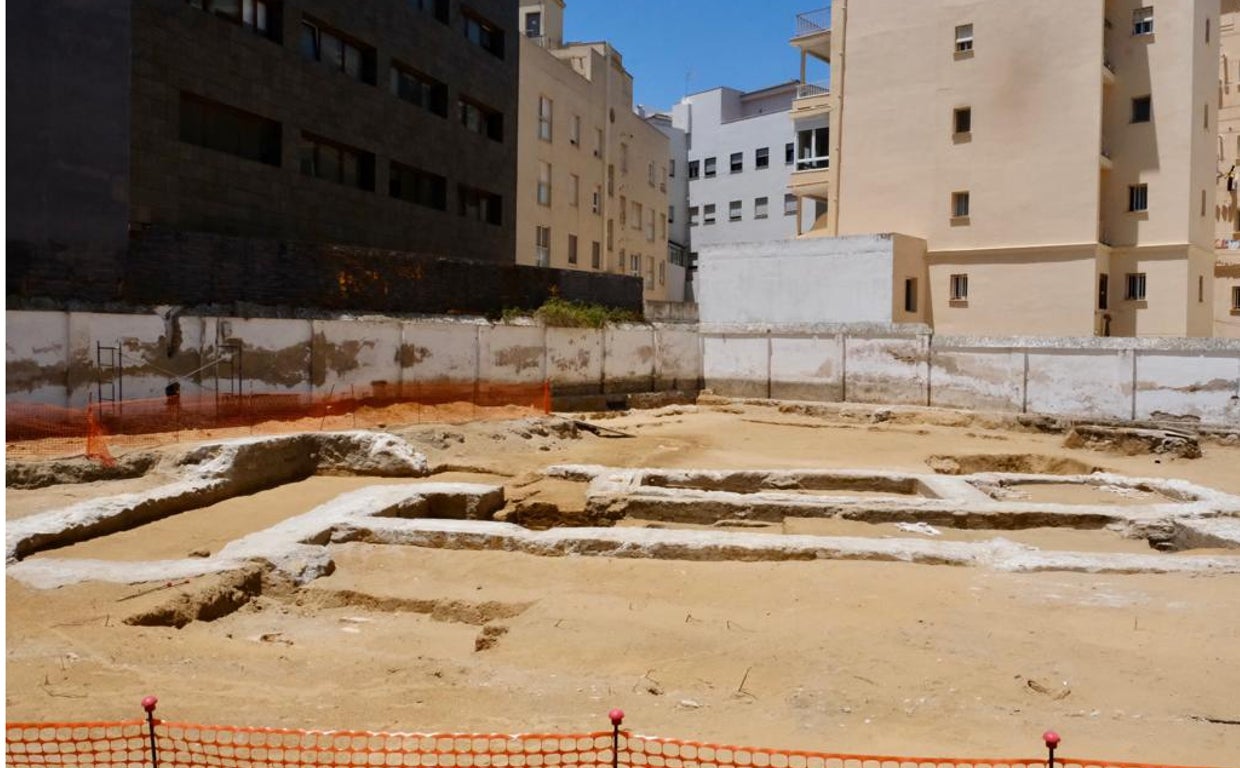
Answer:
(689, 206, 699, 226)
(537, 161, 552, 206)
(592, 187, 601, 214)
(703, 204, 716, 225)
(704, 157, 717, 177)
(570, 114, 581, 146)
(1198, 275, 1204, 302)
(659, 213, 666, 240)
(660, 164, 667, 191)
(607, 165, 615, 196)
(535, 226, 551, 267)
(390, 65, 448, 117)
(464, 11, 504, 58)
(904, 278, 918, 313)
(730, 152, 743, 173)
(1205, 103, 1210, 131)
(1125, 272, 1147, 300)
(688, 160, 700, 179)
(300, 18, 375, 83)
(607, 219, 614, 250)
(668, 205, 675, 224)
(538, 96, 553, 141)
(1202, 189, 1207, 217)
(389, 161, 447, 210)
(784, 194, 797, 216)
(409, 0, 449, 23)
(729, 200, 742, 221)
(1098, 273, 1109, 310)
(459, 186, 503, 225)
(619, 195, 627, 226)
(524, 10, 541, 37)
(646, 209, 655, 240)
(954, 107, 971, 135)
(569, 173, 580, 207)
(755, 147, 770, 169)
(620, 143, 629, 174)
(459, 97, 504, 141)
(754, 197, 769, 219)
(568, 233, 578, 265)
(955, 24, 974, 53)
(1232, 285, 1240, 311)
(669, 159, 676, 177)
(1206, 18, 1211, 44)
(950, 273, 969, 301)
(1132, 96, 1152, 123)
(179, 92, 281, 166)
(1133, 6, 1153, 36)
(952, 191, 970, 218)
(648, 161, 656, 186)
(592, 241, 601, 269)
(785, 142, 794, 165)
(659, 261, 665, 286)
(1129, 183, 1148, 212)
(628, 253, 641, 278)
(796, 127, 829, 170)
(631, 200, 642, 231)
(299, 133, 374, 190)
(594, 128, 603, 157)
(188, 0, 281, 41)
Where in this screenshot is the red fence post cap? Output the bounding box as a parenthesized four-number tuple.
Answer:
(142, 696, 158, 713)
(1043, 731, 1060, 749)
(609, 709, 625, 726)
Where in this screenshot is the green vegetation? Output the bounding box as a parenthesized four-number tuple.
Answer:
(501, 297, 644, 328)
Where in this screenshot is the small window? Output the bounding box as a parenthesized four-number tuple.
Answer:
(1205, 103, 1210, 131)
(729, 200, 742, 221)
(409, 0, 449, 23)
(954, 107, 971, 135)
(180, 92, 282, 166)
(784, 193, 797, 216)
(955, 24, 974, 53)
(537, 161, 552, 206)
(1098, 273, 1109, 310)
(299, 133, 375, 190)
(535, 225, 551, 267)
(389, 161, 447, 210)
(669, 159, 676, 177)
(569, 173, 580, 207)
(950, 273, 969, 301)
(1198, 274, 1204, 302)
(755, 147, 770, 169)
(1202, 189, 1207, 217)
(704, 157, 717, 177)
(619, 195, 627, 226)
(524, 10, 541, 38)
(1133, 6, 1153, 36)
(300, 18, 375, 84)
(1132, 95, 1152, 123)
(785, 142, 795, 165)
(1125, 272, 1147, 300)
(592, 187, 601, 214)
(668, 204, 675, 224)
(688, 160, 700, 179)
(391, 65, 448, 117)
(570, 115, 581, 146)
(459, 97, 504, 141)
(591, 241, 601, 269)
(538, 96, 553, 141)
(730, 152, 743, 173)
(952, 191, 970, 218)
(659, 261, 665, 286)
(190, 0, 281, 41)
(904, 278, 918, 313)
(703, 203, 716, 225)
(568, 233, 578, 265)
(688, 205, 699, 227)
(1232, 285, 1240, 310)
(606, 219, 613, 250)
(464, 11, 504, 59)
(459, 186, 503, 225)
(1129, 183, 1148, 212)
(754, 197, 769, 219)
(1207, 18, 1211, 44)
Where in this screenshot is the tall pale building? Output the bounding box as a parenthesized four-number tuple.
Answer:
(790, 0, 1219, 337)
(515, 0, 680, 302)
(1214, 0, 1240, 338)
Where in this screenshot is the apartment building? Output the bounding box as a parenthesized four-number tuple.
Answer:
(790, 0, 1219, 337)
(515, 0, 679, 301)
(8, 0, 520, 304)
(644, 110, 693, 298)
(1215, 0, 1240, 338)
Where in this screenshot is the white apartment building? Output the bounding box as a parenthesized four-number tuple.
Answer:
(644, 109, 692, 299)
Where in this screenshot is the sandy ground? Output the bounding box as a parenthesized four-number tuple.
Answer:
(6, 402, 1240, 765)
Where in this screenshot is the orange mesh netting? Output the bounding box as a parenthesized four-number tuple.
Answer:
(3, 722, 1225, 768)
(6, 380, 552, 462)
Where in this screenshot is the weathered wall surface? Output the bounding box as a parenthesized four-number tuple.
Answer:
(6, 311, 702, 409)
(702, 326, 1240, 426)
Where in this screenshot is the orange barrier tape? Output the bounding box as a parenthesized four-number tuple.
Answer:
(4, 723, 1226, 768)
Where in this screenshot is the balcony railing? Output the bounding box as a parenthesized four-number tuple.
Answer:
(796, 80, 830, 99)
(793, 7, 831, 38)
(795, 155, 830, 171)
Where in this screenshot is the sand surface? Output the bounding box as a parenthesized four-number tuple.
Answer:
(6, 402, 1240, 765)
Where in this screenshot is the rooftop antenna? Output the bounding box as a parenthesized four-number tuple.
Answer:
(684, 67, 694, 96)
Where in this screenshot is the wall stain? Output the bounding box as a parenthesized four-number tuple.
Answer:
(239, 342, 313, 388)
(1136, 377, 1234, 394)
(494, 345, 543, 374)
(553, 348, 592, 373)
(396, 343, 432, 367)
(637, 345, 655, 363)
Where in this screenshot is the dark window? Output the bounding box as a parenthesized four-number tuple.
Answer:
(954, 107, 972, 134)
(952, 191, 970, 218)
(464, 11, 504, 59)
(730, 152, 743, 173)
(950, 273, 969, 301)
(389, 161, 446, 210)
(904, 278, 917, 313)
(459, 97, 504, 141)
(460, 186, 503, 225)
(785, 142, 794, 164)
(179, 92, 281, 166)
(1129, 184, 1148, 212)
(1125, 272, 1147, 300)
(1098, 273, 1109, 310)
(390, 65, 447, 117)
(408, 0, 449, 23)
(300, 18, 376, 84)
(299, 133, 374, 190)
(525, 10, 542, 37)
(1132, 96, 1152, 123)
(688, 160, 700, 179)
(567, 234, 578, 264)
(1133, 6, 1153, 35)
(591, 241, 601, 269)
(187, 0, 283, 41)
(704, 157, 716, 177)
(755, 147, 769, 168)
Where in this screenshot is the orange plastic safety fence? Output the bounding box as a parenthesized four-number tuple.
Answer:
(4, 724, 1225, 768)
(6, 380, 552, 462)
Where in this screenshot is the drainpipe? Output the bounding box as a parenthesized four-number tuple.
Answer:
(829, 0, 848, 235)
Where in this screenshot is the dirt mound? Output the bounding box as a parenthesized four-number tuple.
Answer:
(926, 454, 1103, 476)
(1064, 425, 1201, 459)
(6, 451, 161, 490)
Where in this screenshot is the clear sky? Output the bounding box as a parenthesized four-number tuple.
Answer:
(561, 0, 826, 112)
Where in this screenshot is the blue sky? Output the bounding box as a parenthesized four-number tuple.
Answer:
(562, 0, 826, 112)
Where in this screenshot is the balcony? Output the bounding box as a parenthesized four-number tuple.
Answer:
(791, 6, 831, 62)
(1100, 144, 1113, 170)
(1102, 53, 1115, 85)
(792, 80, 830, 117)
(788, 160, 831, 200)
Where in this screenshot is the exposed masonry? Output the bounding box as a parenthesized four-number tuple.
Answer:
(8, 442, 1240, 590)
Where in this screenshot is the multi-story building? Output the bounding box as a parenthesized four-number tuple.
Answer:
(1214, 0, 1240, 338)
(9, 0, 521, 304)
(515, 0, 679, 301)
(644, 110, 693, 299)
(789, 0, 1219, 337)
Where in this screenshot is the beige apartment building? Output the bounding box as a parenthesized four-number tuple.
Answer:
(790, 0, 1219, 337)
(514, 0, 678, 302)
(1214, 0, 1240, 337)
